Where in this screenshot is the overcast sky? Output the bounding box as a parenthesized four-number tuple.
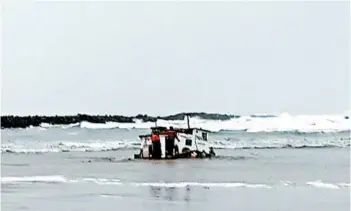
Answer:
(2, 1, 350, 116)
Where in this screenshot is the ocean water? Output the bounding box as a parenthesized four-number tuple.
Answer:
(1, 115, 350, 211)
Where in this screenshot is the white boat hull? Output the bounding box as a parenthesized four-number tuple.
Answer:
(135, 128, 215, 160)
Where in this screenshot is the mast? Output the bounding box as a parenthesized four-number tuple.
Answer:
(186, 114, 190, 129)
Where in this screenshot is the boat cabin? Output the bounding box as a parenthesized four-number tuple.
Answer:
(138, 126, 213, 159)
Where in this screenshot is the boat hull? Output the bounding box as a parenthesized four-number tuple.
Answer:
(133, 149, 216, 160)
(134, 125, 216, 160)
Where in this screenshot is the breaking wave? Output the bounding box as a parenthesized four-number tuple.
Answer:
(210, 140, 350, 150)
(1, 175, 349, 190)
(9, 112, 351, 133)
(306, 180, 343, 189)
(2, 112, 349, 155)
(1, 140, 141, 154)
(1, 138, 349, 154)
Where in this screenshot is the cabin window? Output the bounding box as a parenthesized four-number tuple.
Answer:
(195, 135, 202, 140)
(202, 133, 208, 141)
(185, 139, 192, 146)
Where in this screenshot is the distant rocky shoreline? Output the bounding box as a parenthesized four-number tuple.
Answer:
(1, 113, 239, 129)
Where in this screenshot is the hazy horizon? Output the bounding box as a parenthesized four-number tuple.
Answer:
(2, 1, 350, 116)
(1, 110, 350, 117)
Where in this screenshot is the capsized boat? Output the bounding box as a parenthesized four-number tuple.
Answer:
(134, 116, 216, 159)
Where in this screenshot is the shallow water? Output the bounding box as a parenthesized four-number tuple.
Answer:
(1, 128, 350, 211)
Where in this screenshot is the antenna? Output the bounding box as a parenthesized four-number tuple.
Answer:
(186, 114, 190, 129)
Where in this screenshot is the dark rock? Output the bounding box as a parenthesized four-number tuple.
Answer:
(0, 112, 239, 129)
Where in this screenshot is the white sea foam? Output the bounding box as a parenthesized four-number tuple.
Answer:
(62, 123, 80, 129)
(338, 183, 351, 187)
(280, 181, 295, 186)
(132, 182, 272, 188)
(1, 140, 141, 154)
(1, 175, 67, 183)
(1, 176, 121, 185)
(80, 121, 121, 129)
(306, 180, 341, 189)
(39, 123, 56, 128)
(80, 178, 122, 185)
(54, 113, 351, 133)
(2, 113, 350, 154)
(0, 176, 272, 188)
(2, 137, 349, 154)
(210, 138, 350, 150)
(7, 113, 350, 133)
(100, 194, 123, 198)
(2, 176, 349, 190)
(2, 135, 350, 154)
